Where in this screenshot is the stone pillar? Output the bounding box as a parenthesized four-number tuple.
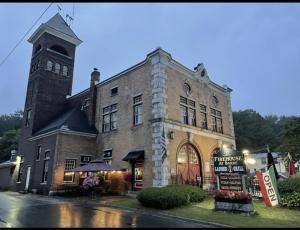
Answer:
(150, 49, 170, 187)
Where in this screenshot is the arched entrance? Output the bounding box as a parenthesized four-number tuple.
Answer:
(176, 143, 202, 186)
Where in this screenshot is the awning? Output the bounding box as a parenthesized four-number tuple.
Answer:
(73, 158, 127, 172)
(122, 150, 144, 162)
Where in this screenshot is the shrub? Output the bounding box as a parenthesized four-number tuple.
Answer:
(279, 192, 300, 208)
(137, 185, 207, 209)
(278, 176, 300, 194)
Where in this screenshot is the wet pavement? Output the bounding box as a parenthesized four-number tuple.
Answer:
(0, 191, 222, 228)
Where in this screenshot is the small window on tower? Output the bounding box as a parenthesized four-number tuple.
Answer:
(55, 63, 60, 74)
(47, 61, 53, 71)
(25, 109, 32, 127)
(62, 66, 68, 76)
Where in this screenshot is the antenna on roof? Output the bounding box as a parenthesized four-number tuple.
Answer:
(66, 14, 74, 27)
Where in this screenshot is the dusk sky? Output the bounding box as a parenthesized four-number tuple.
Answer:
(0, 3, 299, 116)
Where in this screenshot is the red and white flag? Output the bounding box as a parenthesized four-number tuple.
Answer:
(256, 165, 280, 207)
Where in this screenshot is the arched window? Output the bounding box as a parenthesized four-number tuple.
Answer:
(183, 82, 191, 95)
(50, 45, 68, 56)
(62, 66, 68, 76)
(47, 60, 53, 71)
(34, 44, 41, 54)
(55, 63, 60, 74)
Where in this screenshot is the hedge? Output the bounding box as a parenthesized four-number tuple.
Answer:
(279, 192, 300, 208)
(137, 184, 207, 209)
(278, 176, 300, 194)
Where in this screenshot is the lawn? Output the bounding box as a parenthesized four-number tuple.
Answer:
(109, 197, 300, 228)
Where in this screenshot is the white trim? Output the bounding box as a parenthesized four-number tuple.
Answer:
(28, 129, 97, 141)
(164, 119, 235, 144)
(28, 24, 82, 46)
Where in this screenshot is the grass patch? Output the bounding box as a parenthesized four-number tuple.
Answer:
(110, 197, 300, 228)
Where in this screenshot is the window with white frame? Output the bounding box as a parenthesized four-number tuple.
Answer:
(36, 145, 42, 161)
(210, 108, 223, 133)
(46, 60, 53, 71)
(133, 95, 143, 125)
(180, 96, 196, 126)
(64, 159, 76, 182)
(62, 65, 68, 76)
(25, 109, 31, 127)
(54, 63, 60, 74)
(42, 151, 50, 183)
(200, 104, 208, 129)
(102, 104, 117, 132)
(103, 150, 112, 165)
(17, 156, 24, 182)
(80, 155, 91, 166)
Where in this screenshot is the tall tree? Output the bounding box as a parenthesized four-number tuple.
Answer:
(0, 110, 23, 136)
(0, 129, 20, 162)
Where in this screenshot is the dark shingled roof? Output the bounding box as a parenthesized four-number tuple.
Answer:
(44, 13, 80, 40)
(33, 107, 98, 136)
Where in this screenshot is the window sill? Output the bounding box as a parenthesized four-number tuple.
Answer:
(16, 182, 21, 184)
(40, 182, 47, 185)
(132, 124, 143, 130)
(62, 182, 76, 184)
(102, 129, 118, 134)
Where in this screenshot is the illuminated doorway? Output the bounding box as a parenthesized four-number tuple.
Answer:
(176, 143, 202, 186)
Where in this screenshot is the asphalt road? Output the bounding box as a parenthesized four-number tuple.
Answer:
(0, 191, 222, 228)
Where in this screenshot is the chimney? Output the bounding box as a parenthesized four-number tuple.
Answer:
(87, 68, 100, 127)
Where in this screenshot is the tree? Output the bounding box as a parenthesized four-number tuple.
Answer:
(0, 110, 23, 136)
(0, 129, 20, 163)
(277, 117, 300, 161)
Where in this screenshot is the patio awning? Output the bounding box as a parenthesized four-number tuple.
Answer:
(73, 158, 127, 172)
(122, 150, 144, 162)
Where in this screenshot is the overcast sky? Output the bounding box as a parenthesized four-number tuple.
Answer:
(0, 3, 299, 116)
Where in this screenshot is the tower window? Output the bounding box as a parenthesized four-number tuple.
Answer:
(55, 63, 61, 74)
(50, 45, 68, 56)
(34, 44, 41, 54)
(111, 87, 118, 96)
(47, 61, 53, 71)
(62, 66, 68, 76)
(25, 109, 32, 127)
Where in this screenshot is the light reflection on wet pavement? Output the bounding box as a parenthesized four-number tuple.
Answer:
(0, 191, 220, 228)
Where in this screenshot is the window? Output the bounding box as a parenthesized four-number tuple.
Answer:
(212, 96, 219, 107)
(50, 45, 68, 56)
(183, 82, 191, 95)
(103, 150, 112, 165)
(200, 104, 207, 129)
(62, 66, 68, 76)
(180, 96, 196, 126)
(55, 63, 60, 74)
(211, 108, 223, 133)
(261, 158, 267, 165)
(36, 145, 42, 161)
(102, 104, 117, 132)
(42, 150, 50, 183)
(25, 109, 31, 127)
(46, 60, 53, 71)
(17, 156, 24, 182)
(64, 159, 76, 182)
(111, 87, 118, 96)
(133, 95, 143, 125)
(80, 156, 91, 166)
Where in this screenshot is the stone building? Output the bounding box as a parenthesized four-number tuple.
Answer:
(14, 13, 236, 195)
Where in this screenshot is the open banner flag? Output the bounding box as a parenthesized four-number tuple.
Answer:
(256, 165, 280, 207)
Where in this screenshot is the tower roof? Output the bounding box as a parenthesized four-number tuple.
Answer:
(28, 13, 82, 46)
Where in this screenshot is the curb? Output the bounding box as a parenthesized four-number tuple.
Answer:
(93, 203, 233, 228)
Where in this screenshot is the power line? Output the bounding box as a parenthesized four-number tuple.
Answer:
(0, 3, 53, 68)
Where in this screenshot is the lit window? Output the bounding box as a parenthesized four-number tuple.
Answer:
(55, 63, 60, 74)
(64, 159, 76, 182)
(17, 156, 24, 182)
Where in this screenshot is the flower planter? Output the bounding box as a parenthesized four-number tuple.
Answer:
(214, 197, 252, 204)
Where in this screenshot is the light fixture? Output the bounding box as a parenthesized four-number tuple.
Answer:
(245, 158, 256, 165)
(222, 144, 228, 149)
(242, 149, 249, 155)
(169, 131, 174, 139)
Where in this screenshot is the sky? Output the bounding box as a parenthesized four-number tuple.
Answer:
(0, 3, 299, 117)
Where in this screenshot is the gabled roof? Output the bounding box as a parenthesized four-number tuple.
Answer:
(45, 13, 80, 40)
(33, 107, 98, 136)
(28, 13, 82, 46)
